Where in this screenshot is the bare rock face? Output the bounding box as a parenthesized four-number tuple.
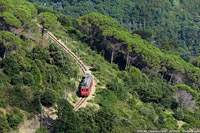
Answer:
(174, 90, 195, 109)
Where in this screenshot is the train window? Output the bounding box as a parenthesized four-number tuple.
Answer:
(82, 89, 83, 92)
(84, 89, 86, 92)
(86, 89, 88, 92)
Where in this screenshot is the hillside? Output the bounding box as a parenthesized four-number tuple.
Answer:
(28, 0, 200, 60)
(0, 0, 200, 132)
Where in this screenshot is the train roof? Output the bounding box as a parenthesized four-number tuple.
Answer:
(82, 74, 92, 88)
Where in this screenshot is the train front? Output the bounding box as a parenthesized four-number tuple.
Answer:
(81, 74, 93, 97)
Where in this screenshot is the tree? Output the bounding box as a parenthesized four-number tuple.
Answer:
(173, 84, 197, 109)
(107, 78, 127, 101)
(133, 30, 152, 40)
(54, 99, 83, 132)
(159, 41, 179, 52)
(30, 62, 42, 85)
(41, 89, 57, 107)
(11, 74, 22, 86)
(6, 109, 23, 129)
(37, 12, 60, 43)
(23, 72, 35, 86)
(31, 91, 42, 112)
(0, 115, 10, 132)
(35, 126, 48, 133)
(190, 54, 200, 68)
(78, 107, 98, 133)
(0, 31, 21, 58)
(102, 28, 124, 64)
(0, 12, 21, 30)
(95, 107, 115, 132)
(1, 55, 20, 76)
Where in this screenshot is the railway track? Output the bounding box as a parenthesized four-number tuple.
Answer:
(38, 26, 89, 111)
(73, 97, 87, 111)
(44, 30, 87, 74)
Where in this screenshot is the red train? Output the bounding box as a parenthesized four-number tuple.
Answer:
(81, 73, 93, 97)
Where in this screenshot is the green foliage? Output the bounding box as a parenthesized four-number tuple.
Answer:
(182, 123, 190, 130)
(6, 109, 23, 129)
(0, 31, 21, 57)
(23, 72, 35, 86)
(95, 107, 115, 132)
(183, 114, 200, 128)
(38, 12, 59, 30)
(41, 89, 57, 107)
(173, 84, 198, 99)
(191, 55, 200, 68)
(2, 55, 20, 76)
(107, 78, 127, 101)
(65, 26, 82, 40)
(30, 62, 42, 85)
(1, 12, 21, 28)
(78, 107, 98, 133)
(133, 30, 152, 40)
(174, 108, 184, 120)
(160, 41, 179, 53)
(95, 88, 117, 108)
(134, 70, 173, 104)
(35, 126, 48, 133)
(0, 114, 10, 132)
(29, 45, 50, 62)
(0, 0, 37, 30)
(31, 91, 42, 112)
(29, 0, 200, 58)
(11, 74, 23, 86)
(54, 99, 83, 133)
(49, 43, 78, 77)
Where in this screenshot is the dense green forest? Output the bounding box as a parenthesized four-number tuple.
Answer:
(27, 0, 200, 60)
(0, 0, 200, 132)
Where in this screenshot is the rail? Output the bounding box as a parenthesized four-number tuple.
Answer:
(38, 26, 89, 111)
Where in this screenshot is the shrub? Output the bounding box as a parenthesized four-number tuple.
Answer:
(0, 114, 10, 132)
(107, 78, 127, 101)
(23, 72, 35, 86)
(11, 74, 22, 86)
(41, 89, 57, 107)
(30, 62, 42, 85)
(182, 123, 191, 130)
(2, 55, 20, 76)
(6, 109, 23, 129)
(35, 126, 48, 133)
(174, 108, 184, 120)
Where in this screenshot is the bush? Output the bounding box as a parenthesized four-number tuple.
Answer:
(95, 107, 115, 132)
(30, 62, 42, 85)
(174, 108, 184, 120)
(183, 114, 200, 128)
(95, 89, 117, 108)
(0, 114, 10, 132)
(11, 74, 22, 86)
(107, 78, 127, 101)
(35, 126, 48, 133)
(2, 55, 20, 76)
(6, 109, 23, 129)
(32, 92, 42, 112)
(41, 89, 57, 107)
(23, 72, 35, 86)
